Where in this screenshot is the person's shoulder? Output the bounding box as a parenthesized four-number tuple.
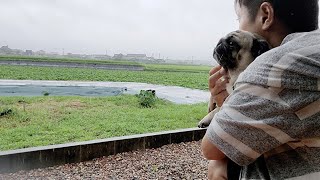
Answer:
(254, 29, 320, 62)
(238, 29, 320, 88)
(281, 29, 320, 45)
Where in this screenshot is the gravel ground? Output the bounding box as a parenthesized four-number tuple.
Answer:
(0, 141, 208, 180)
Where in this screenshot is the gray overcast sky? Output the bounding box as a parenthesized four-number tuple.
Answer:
(0, 0, 238, 61)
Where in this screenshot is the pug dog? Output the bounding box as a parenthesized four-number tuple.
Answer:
(198, 30, 270, 128)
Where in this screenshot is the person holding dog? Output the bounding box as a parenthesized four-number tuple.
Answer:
(201, 0, 320, 179)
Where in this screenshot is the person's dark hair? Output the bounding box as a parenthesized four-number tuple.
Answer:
(235, 0, 319, 32)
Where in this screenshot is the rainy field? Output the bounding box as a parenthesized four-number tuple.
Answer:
(0, 56, 211, 90)
(0, 56, 211, 151)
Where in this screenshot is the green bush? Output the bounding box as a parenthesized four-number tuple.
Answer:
(42, 91, 50, 96)
(0, 108, 13, 117)
(136, 90, 157, 108)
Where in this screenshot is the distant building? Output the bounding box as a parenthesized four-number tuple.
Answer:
(113, 53, 124, 59)
(0, 46, 26, 55)
(88, 54, 112, 60)
(124, 54, 147, 60)
(66, 53, 85, 59)
(112, 53, 165, 63)
(123, 54, 148, 61)
(35, 50, 46, 56)
(47, 52, 60, 57)
(12, 49, 24, 55)
(0, 45, 12, 55)
(0, 45, 169, 64)
(25, 50, 33, 56)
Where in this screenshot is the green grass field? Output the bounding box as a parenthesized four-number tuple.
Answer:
(0, 55, 141, 66)
(144, 64, 211, 73)
(0, 55, 212, 73)
(0, 56, 211, 151)
(0, 65, 209, 90)
(0, 96, 207, 151)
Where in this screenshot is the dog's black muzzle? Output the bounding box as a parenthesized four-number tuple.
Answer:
(213, 37, 241, 71)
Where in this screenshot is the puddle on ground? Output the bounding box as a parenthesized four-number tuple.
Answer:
(0, 85, 126, 97)
(0, 80, 210, 104)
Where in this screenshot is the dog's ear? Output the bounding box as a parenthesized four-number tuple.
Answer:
(251, 39, 270, 59)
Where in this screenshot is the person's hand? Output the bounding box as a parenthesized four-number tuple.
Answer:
(208, 65, 229, 107)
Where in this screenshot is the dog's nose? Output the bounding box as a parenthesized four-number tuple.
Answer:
(216, 38, 223, 48)
(215, 37, 235, 55)
(214, 39, 227, 57)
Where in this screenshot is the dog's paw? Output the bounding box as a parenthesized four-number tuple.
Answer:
(198, 109, 218, 128)
(198, 121, 209, 128)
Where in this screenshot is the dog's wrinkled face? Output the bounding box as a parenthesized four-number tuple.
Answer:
(213, 30, 270, 72)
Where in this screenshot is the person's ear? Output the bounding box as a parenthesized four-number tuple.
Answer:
(258, 2, 274, 30)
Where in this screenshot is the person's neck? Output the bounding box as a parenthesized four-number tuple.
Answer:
(266, 23, 291, 47)
(267, 32, 288, 47)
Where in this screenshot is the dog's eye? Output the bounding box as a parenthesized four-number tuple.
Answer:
(228, 41, 235, 47)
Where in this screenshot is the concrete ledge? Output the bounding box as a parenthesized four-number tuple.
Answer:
(0, 128, 207, 173)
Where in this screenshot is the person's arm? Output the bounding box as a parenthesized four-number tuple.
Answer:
(201, 134, 226, 160)
(202, 65, 228, 160)
(204, 82, 300, 166)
